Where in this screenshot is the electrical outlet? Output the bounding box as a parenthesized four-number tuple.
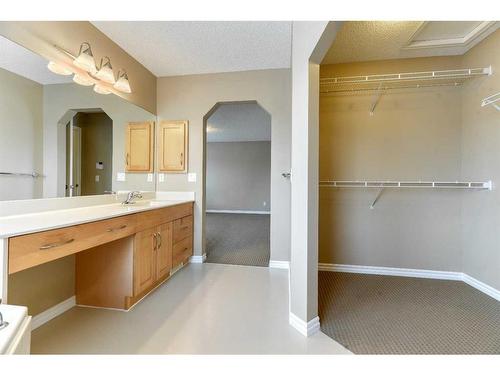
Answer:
(95, 175, 100, 182)
(147, 173, 153, 182)
(263, 201, 267, 207)
(117, 172, 126, 182)
(158, 173, 165, 182)
(188, 173, 197, 182)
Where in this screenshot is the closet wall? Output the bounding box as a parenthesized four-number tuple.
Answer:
(460, 30, 500, 290)
(319, 30, 498, 277)
(319, 56, 464, 271)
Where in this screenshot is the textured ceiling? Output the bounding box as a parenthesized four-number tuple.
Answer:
(206, 102, 271, 143)
(91, 21, 292, 77)
(0, 35, 72, 84)
(323, 21, 499, 64)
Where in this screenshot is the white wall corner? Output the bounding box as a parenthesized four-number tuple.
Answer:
(269, 260, 290, 269)
(31, 296, 76, 330)
(189, 253, 207, 264)
(289, 312, 320, 337)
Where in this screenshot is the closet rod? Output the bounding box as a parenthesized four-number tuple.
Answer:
(320, 81, 463, 94)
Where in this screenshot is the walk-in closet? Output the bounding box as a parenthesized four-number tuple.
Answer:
(317, 22, 500, 354)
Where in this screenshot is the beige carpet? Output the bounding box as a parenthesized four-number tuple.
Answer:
(205, 213, 270, 267)
(318, 271, 500, 354)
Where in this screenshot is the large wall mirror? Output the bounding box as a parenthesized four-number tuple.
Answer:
(0, 35, 157, 201)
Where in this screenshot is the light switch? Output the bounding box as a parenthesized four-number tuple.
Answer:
(158, 173, 165, 182)
(147, 173, 153, 182)
(95, 175, 100, 182)
(117, 172, 126, 182)
(188, 173, 197, 182)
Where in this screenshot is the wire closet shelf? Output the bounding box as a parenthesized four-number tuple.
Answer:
(319, 180, 492, 190)
(320, 66, 492, 94)
(320, 180, 493, 209)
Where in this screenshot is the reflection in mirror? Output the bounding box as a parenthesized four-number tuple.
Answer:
(0, 35, 156, 201)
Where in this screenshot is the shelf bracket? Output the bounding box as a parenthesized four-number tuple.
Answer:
(369, 83, 383, 116)
(370, 187, 385, 209)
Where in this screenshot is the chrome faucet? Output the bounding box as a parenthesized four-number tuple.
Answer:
(0, 311, 8, 330)
(122, 191, 143, 204)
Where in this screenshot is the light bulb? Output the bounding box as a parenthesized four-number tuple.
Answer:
(73, 72, 94, 86)
(73, 42, 97, 74)
(113, 71, 131, 93)
(93, 83, 111, 95)
(47, 61, 72, 76)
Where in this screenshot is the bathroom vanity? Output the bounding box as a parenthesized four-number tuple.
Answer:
(0, 193, 194, 311)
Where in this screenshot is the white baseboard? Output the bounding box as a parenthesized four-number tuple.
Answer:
(189, 253, 207, 263)
(32, 296, 75, 330)
(318, 263, 462, 281)
(462, 273, 500, 302)
(269, 260, 290, 269)
(289, 312, 320, 337)
(206, 209, 270, 215)
(319, 263, 500, 302)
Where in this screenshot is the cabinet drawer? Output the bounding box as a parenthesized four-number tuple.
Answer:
(172, 236, 193, 267)
(135, 203, 193, 232)
(8, 215, 136, 274)
(173, 215, 193, 243)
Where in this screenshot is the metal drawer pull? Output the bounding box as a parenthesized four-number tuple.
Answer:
(39, 238, 75, 250)
(106, 224, 127, 232)
(157, 232, 162, 249)
(153, 233, 158, 250)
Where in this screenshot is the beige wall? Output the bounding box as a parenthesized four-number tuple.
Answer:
(8, 256, 75, 316)
(460, 30, 500, 290)
(43, 83, 156, 197)
(157, 69, 291, 262)
(0, 22, 156, 114)
(319, 56, 464, 271)
(0, 67, 43, 201)
(73, 112, 113, 196)
(206, 141, 271, 212)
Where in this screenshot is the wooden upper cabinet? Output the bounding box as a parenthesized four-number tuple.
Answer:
(159, 120, 188, 173)
(125, 121, 154, 172)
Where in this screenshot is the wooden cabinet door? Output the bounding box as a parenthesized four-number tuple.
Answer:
(159, 120, 188, 173)
(133, 227, 156, 295)
(156, 222, 173, 280)
(126, 121, 154, 172)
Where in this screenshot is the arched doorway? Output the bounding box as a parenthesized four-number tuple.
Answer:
(203, 101, 272, 266)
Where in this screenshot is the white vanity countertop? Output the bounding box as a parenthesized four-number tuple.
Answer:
(0, 304, 28, 354)
(0, 198, 194, 238)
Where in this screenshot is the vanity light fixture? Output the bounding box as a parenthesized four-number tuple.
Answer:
(73, 42, 97, 74)
(95, 56, 116, 84)
(47, 61, 72, 76)
(73, 72, 94, 86)
(113, 70, 132, 93)
(93, 83, 112, 95)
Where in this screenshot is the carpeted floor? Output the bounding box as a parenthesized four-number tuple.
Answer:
(318, 271, 500, 354)
(205, 213, 270, 267)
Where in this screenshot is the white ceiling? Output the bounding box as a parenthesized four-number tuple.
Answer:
(0, 35, 72, 84)
(206, 102, 271, 143)
(323, 21, 499, 64)
(91, 21, 292, 77)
